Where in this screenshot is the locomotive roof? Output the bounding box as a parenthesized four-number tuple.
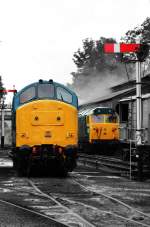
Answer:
(12, 80, 78, 111)
(16, 80, 77, 98)
(79, 106, 114, 116)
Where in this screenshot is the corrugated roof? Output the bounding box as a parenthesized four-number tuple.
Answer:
(80, 87, 135, 108)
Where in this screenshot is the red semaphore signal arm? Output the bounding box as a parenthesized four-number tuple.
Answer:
(104, 43, 141, 53)
(0, 89, 17, 93)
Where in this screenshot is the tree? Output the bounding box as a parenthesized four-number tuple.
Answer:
(121, 17, 150, 43)
(70, 37, 133, 103)
(121, 17, 150, 66)
(72, 37, 119, 73)
(0, 76, 6, 104)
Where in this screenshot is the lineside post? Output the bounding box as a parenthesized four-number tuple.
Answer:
(1, 99, 5, 148)
(135, 38, 143, 181)
(136, 42, 142, 146)
(136, 60, 144, 180)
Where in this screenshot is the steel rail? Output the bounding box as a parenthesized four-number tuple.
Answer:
(78, 153, 137, 176)
(0, 198, 69, 227)
(27, 176, 150, 227)
(27, 179, 95, 227)
(72, 177, 150, 227)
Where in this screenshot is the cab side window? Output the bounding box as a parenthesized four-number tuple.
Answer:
(92, 115, 104, 123)
(56, 87, 72, 103)
(20, 87, 35, 104)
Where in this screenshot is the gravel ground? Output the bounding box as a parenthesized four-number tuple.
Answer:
(0, 201, 67, 227)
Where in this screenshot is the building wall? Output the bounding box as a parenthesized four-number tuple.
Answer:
(0, 110, 12, 146)
(143, 99, 150, 144)
(4, 120, 12, 145)
(119, 98, 150, 144)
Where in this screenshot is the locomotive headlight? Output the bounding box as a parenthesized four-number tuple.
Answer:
(66, 132, 74, 138)
(112, 127, 117, 132)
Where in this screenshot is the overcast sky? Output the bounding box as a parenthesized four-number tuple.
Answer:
(0, 0, 150, 102)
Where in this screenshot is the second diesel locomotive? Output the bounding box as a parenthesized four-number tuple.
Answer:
(78, 107, 120, 153)
(11, 79, 78, 176)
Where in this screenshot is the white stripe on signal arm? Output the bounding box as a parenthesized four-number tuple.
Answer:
(114, 44, 120, 53)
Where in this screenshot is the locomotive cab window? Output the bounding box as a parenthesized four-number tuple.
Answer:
(38, 84, 54, 98)
(105, 115, 118, 123)
(20, 86, 35, 103)
(92, 115, 104, 123)
(56, 87, 72, 104)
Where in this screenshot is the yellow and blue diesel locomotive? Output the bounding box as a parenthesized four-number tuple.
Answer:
(79, 107, 119, 153)
(11, 79, 78, 176)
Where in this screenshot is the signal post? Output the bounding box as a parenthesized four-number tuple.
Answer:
(1, 100, 4, 148)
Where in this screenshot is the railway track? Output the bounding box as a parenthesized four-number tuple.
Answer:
(0, 166, 150, 226)
(71, 174, 150, 227)
(28, 175, 150, 227)
(0, 176, 95, 227)
(0, 198, 68, 226)
(78, 153, 138, 178)
(1, 173, 149, 226)
(0, 153, 150, 226)
(27, 179, 95, 227)
(0, 177, 69, 226)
